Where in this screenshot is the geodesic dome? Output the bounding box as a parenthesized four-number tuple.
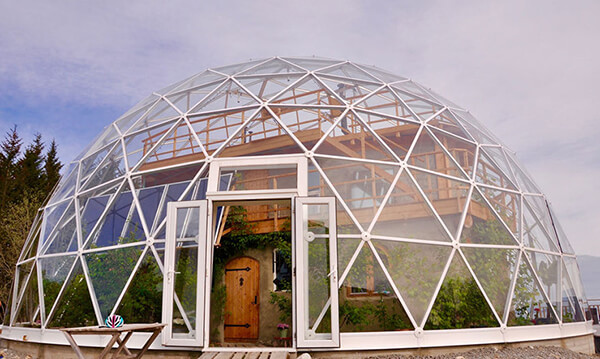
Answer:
(5, 57, 590, 350)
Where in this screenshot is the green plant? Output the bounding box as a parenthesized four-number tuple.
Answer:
(269, 292, 292, 323)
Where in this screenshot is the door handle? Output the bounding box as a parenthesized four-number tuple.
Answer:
(253, 296, 257, 304)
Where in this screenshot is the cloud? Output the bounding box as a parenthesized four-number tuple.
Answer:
(1, 0, 599, 255)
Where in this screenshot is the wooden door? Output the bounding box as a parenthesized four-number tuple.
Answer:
(224, 257, 260, 340)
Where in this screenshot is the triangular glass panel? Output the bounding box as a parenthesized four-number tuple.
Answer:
(563, 257, 588, 314)
(79, 142, 115, 188)
(40, 255, 76, 317)
(462, 247, 519, 321)
(217, 109, 304, 157)
(86, 182, 144, 249)
(338, 238, 363, 278)
(79, 180, 123, 244)
(282, 57, 343, 72)
(20, 214, 42, 261)
(238, 57, 306, 75)
(15, 261, 35, 315)
(390, 86, 443, 122)
(522, 200, 559, 252)
(372, 170, 451, 242)
(427, 110, 474, 141)
(47, 259, 97, 328)
(411, 168, 470, 238)
(450, 109, 498, 145)
(80, 141, 127, 191)
(355, 110, 420, 161)
(524, 195, 560, 250)
(189, 79, 259, 114)
(48, 169, 77, 205)
(339, 243, 414, 332)
(561, 261, 585, 322)
(126, 99, 181, 135)
(374, 240, 451, 325)
(316, 62, 381, 83)
(429, 128, 476, 179)
(153, 180, 197, 239)
(507, 256, 558, 326)
(479, 186, 521, 236)
(166, 80, 224, 113)
(115, 100, 158, 135)
(131, 177, 165, 235)
(270, 106, 338, 150)
(188, 107, 258, 154)
(460, 188, 518, 245)
(124, 119, 185, 171)
(407, 127, 466, 179)
(391, 81, 441, 103)
(475, 149, 517, 190)
(114, 250, 163, 323)
(547, 204, 574, 254)
(13, 263, 39, 327)
(165, 70, 226, 96)
(525, 251, 560, 312)
(480, 146, 518, 184)
(270, 74, 343, 106)
(85, 124, 121, 158)
(505, 153, 541, 194)
(123, 94, 161, 119)
(40, 200, 72, 248)
(315, 112, 397, 162)
(237, 74, 304, 102)
(421, 87, 464, 110)
(137, 120, 205, 172)
(425, 251, 499, 329)
(315, 156, 398, 231)
(308, 162, 362, 234)
(156, 75, 194, 96)
(85, 245, 144, 318)
(211, 58, 267, 76)
(317, 75, 382, 105)
(353, 63, 408, 84)
(45, 202, 78, 254)
(355, 88, 417, 121)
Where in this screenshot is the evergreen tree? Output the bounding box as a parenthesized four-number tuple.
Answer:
(44, 139, 62, 195)
(15, 133, 45, 201)
(0, 126, 22, 214)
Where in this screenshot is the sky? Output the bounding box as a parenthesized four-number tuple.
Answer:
(1, 1, 599, 256)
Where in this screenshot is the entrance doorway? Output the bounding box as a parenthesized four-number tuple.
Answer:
(209, 199, 293, 347)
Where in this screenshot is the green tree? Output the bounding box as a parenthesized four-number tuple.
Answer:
(43, 139, 62, 195)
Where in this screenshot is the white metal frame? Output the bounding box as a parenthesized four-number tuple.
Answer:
(295, 196, 340, 348)
(162, 200, 208, 347)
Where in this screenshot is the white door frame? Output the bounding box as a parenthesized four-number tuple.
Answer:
(162, 200, 208, 347)
(295, 196, 340, 348)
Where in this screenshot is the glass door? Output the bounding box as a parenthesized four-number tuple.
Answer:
(162, 200, 208, 347)
(295, 197, 339, 348)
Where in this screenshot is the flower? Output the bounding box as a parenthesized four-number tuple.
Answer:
(277, 323, 289, 330)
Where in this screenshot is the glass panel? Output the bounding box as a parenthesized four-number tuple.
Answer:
(79, 143, 115, 188)
(129, 100, 180, 132)
(308, 162, 361, 234)
(523, 200, 559, 252)
(188, 108, 258, 154)
(317, 75, 381, 105)
(392, 81, 440, 103)
(87, 188, 138, 248)
(282, 57, 343, 72)
(339, 244, 413, 332)
(524, 195, 560, 250)
(172, 207, 200, 339)
(238, 74, 304, 103)
(81, 141, 127, 191)
(272, 106, 339, 151)
(563, 257, 588, 319)
(222, 165, 297, 191)
(462, 247, 519, 320)
(47, 260, 97, 328)
(526, 251, 560, 317)
(475, 149, 517, 190)
(45, 203, 78, 254)
(507, 256, 558, 326)
(166, 81, 224, 113)
(14, 263, 39, 327)
(355, 88, 415, 121)
(115, 100, 158, 134)
(131, 182, 164, 235)
(429, 128, 476, 178)
(153, 181, 192, 240)
(355, 111, 420, 161)
(338, 238, 362, 279)
(165, 70, 226, 96)
(139, 120, 206, 169)
(354, 63, 408, 84)
(270, 75, 341, 106)
(561, 262, 585, 322)
(450, 109, 498, 145)
(302, 203, 332, 337)
(374, 240, 451, 326)
(315, 156, 398, 231)
(124, 120, 180, 170)
(372, 170, 450, 242)
(48, 169, 77, 205)
(79, 181, 122, 244)
(40, 256, 76, 315)
(316, 63, 380, 83)
(411, 168, 470, 238)
(115, 250, 163, 323)
(479, 186, 521, 237)
(315, 112, 397, 162)
(506, 153, 541, 194)
(408, 128, 465, 179)
(85, 245, 144, 319)
(41, 200, 71, 247)
(390, 86, 443, 122)
(189, 79, 259, 114)
(238, 58, 305, 75)
(425, 252, 499, 329)
(460, 188, 517, 245)
(548, 204, 575, 254)
(427, 110, 474, 142)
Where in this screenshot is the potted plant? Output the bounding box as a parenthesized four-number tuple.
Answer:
(277, 323, 289, 338)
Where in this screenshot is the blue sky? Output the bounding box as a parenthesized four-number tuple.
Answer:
(1, 0, 599, 255)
